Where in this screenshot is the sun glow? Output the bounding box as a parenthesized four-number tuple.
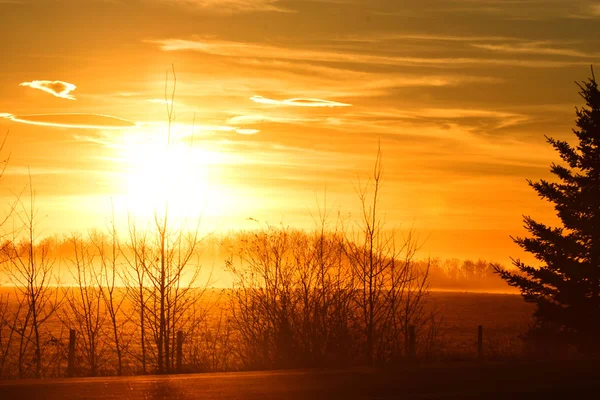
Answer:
(113, 124, 234, 224)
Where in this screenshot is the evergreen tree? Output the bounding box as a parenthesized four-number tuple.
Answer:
(495, 69, 600, 352)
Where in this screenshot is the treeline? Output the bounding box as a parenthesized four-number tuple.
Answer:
(22, 234, 505, 291)
(0, 233, 503, 378)
(425, 259, 507, 291)
(0, 222, 503, 378)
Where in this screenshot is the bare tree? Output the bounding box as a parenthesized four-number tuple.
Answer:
(226, 225, 299, 369)
(121, 67, 212, 374)
(61, 234, 104, 376)
(91, 217, 130, 376)
(0, 131, 16, 236)
(294, 198, 354, 366)
(2, 176, 61, 378)
(0, 130, 19, 378)
(122, 215, 210, 375)
(344, 145, 432, 364)
(138, 216, 208, 373)
(0, 292, 22, 378)
(122, 221, 150, 374)
(226, 213, 355, 370)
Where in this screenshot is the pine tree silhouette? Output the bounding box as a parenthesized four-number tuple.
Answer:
(495, 67, 600, 353)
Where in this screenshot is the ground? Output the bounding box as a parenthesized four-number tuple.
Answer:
(1, 360, 599, 399)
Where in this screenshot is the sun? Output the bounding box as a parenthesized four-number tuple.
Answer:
(126, 143, 206, 215)
(113, 124, 228, 223)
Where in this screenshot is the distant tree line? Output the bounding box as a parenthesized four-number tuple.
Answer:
(425, 259, 506, 290)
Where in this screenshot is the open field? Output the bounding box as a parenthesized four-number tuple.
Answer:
(1, 288, 534, 348)
(0, 288, 535, 377)
(428, 292, 534, 356)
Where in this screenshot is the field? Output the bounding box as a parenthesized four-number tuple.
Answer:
(0, 287, 535, 377)
(428, 291, 534, 356)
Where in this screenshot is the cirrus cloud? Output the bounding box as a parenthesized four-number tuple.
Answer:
(19, 80, 77, 100)
(158, 0, 290, 14)
(235, 128, 260, 135)
(2, 113, 136, 129)
(250, 95, 351, 108)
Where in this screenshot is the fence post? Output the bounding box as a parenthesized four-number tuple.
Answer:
(67, 329, 76, 377)
(477, 325, 483, 360)
(176, 330, 184, 373)
(408, 325, 416, 361)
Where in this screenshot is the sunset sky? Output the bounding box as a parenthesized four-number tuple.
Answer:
(1, 0, 599, 263)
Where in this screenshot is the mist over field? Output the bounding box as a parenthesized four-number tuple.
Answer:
(1, 231, 512, 292)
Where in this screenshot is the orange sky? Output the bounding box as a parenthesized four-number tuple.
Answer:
(0, 0, 599, 264)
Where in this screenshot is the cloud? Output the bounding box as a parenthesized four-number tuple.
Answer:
(411, 108, 522, 120)
(305, 106, 531, 143)
(228, 115, 319, 125)
(173, 123, 260, 135)
(174, 63, 500, 103)
(434, 0, 592, 20)
(250, 95, 351, 108)
(192, 124, 237, 132)
(472, 42, 594, 58)
(147, 99, 174, 105)
(186, 124, 260, 135)
(3, 113, 136, 129)
(150, 38, 590, 69)
(415, 108, 528, 130)
(235, 128, 260, 135)
(20, 80, 77, 100)
(5, 166, 89, 176)
(157, 0, 290, 14)
(387, 34, 520, 43)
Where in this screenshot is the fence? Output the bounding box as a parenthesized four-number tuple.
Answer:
(64, 325, 487, 377)
(65, 330, 186, 377)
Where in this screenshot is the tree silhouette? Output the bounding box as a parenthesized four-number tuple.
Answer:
(495, 68, 600, 353)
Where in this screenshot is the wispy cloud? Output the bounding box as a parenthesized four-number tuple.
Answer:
(250, 95, 351, 108)
(565, 7, 600, 19)
(174, 63, 501, 103)
(5, 166, 90, 176)
(412, 108, 529, 130)
(235, 128, 260, 135)
(150, 38, 589, 68)
(335, 33, 520, 44)
(20, 80, 78, 100)
(227, 115, 318, 125)
(472, 42, 594, 58)
(434, 0, 593, 21)
(3, 113, 136, 129)
(409, 108, 523, 120)
(147, 98, 174, 105)
(157, 0, 290, 14)
(310, 106, 531, 142)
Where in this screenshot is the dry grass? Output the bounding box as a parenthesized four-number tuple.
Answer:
(0, 287, 534, 378)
